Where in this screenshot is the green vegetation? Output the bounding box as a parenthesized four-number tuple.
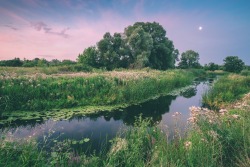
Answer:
(0, 57, 77, 67)
(178, 50, 201, 69)
(1, 65, 250, 167)
(223, 56, 245, 73)
(0, 69, 199, 113)
(0, 21, 249, 167)
(2, 96, 250, 167)
(78, 22, 179, 70)
(203, 74, 250, 109)
(204, 62, 220, 71)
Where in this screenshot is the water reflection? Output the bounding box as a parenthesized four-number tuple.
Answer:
(0, 80, 211, 154)
(90, 95, 177, 126)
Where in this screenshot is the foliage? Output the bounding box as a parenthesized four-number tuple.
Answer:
(0, 58, 23, 67)
(0, 69, 196, 112)
(241, 69, 250, 76)
(0, 139, 47, 167)
(1, 72, 250, 167)
(204, 62, 219, 71)
(178, 50, 201, 69)
(125, 22, 178, 70)
(223, 56, 245, 73)
(0, 58, 77, 67)
(203, 74, 250, 109)
(78, 22, 178, 70)
(2, 98, 250, 167)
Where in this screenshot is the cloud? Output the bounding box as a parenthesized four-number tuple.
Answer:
(31, 21, 47, 31)
(4, 24, 18, 31)
(31, 21, 70, 38)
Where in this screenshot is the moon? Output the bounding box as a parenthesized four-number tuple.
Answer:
(199, 26, 203, 31)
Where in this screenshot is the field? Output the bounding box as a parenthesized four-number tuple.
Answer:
(1, 68, 250, 166)
(0, 67, 205, 124)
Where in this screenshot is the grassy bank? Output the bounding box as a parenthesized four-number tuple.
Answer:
(203, 74, 250, 109)
(1, 97, 250, 167)
(0, 69, 201, 113)
(1, 72, 250, 166)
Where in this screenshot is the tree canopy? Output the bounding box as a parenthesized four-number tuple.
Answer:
(178, 50, 200, 69)
(78, 22, 178, 70)
(204, 62, 219, 71)
(223, 56, 245, 73)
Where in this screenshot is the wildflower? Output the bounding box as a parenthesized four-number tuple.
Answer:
(184, 141, 192, 150)
(109, 138, 127, 155)
(172, 112, 181, 117)
(219, 109, 228, 115)
(187, 117, 196, 123)
(231, 114, 240, 119)
(208, 130, 219, 139)
(201, 138, 208, 143)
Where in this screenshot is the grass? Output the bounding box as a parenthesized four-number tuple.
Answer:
(2, 69, 250, 166)
(1, 97, 250, 167)
(1, 91, 250, 166)
(0, 69, 200, 113)
(202, 74, 250, 109)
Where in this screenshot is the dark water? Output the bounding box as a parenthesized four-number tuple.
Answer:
(0, 79, 212, 154)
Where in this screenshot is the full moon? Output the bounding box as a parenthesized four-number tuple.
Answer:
(199, 26, 203, 31)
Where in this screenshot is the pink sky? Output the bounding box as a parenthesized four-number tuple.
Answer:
(0, 0, 249, 65)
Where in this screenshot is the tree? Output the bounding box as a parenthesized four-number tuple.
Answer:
(204, 62, 219, 71)
(61, 60, 76, 66)
(37, 58, 48, 67)
(126, 26, 153, 68)
(178, 50, 200, 68)
(78, 22, 177, 70)
(97, 32, 132, 70)
(0, 58, 23, 67)
(78, 46, 100, 68)
(125, 22, 177, 70)
(223, 56, 245, 73)
(50, 59, 61, 66)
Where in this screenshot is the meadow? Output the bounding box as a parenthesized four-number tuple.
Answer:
(0, 67, 202, 113)
(1, 68, 250, 166)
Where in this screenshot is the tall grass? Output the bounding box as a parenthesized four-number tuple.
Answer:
(1, 71, 250, 166)
(0, 69, 198, 112)
(2, 102, 250, 167)
(203, 74, 250, 109)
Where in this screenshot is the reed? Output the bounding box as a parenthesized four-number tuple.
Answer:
(0, 69, 197, 112)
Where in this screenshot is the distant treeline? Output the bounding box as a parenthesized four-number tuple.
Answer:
(0, 58, 76, 67)
(1, 22, 249, 74)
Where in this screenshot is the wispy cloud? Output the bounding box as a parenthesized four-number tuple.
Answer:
(3, 24, 19, 31)
(31, 21, 70, 38)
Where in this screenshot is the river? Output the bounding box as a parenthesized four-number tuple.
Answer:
(0, 78, 213, 154)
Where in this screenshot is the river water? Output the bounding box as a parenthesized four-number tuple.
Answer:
(0, 79, 212, 154)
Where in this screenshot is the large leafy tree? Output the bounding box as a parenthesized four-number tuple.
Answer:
(78, 46, 100, 68)
(125, 22, 178, 69)
(223, 56, 245, 73)
(126, 26, 153, 68)
(78, 22, 177, 70)
(97, 32, 132, 70)
(178, 50, 200, 68)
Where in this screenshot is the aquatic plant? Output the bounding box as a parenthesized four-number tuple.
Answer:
(0, 69, 197, 112)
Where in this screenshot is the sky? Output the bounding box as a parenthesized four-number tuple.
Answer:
(0, 0, 250, 65)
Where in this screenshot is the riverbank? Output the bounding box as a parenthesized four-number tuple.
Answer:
(1, 91, 250, 166)
(0, 68, 204, 118)
(1, 72, 250, 166)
